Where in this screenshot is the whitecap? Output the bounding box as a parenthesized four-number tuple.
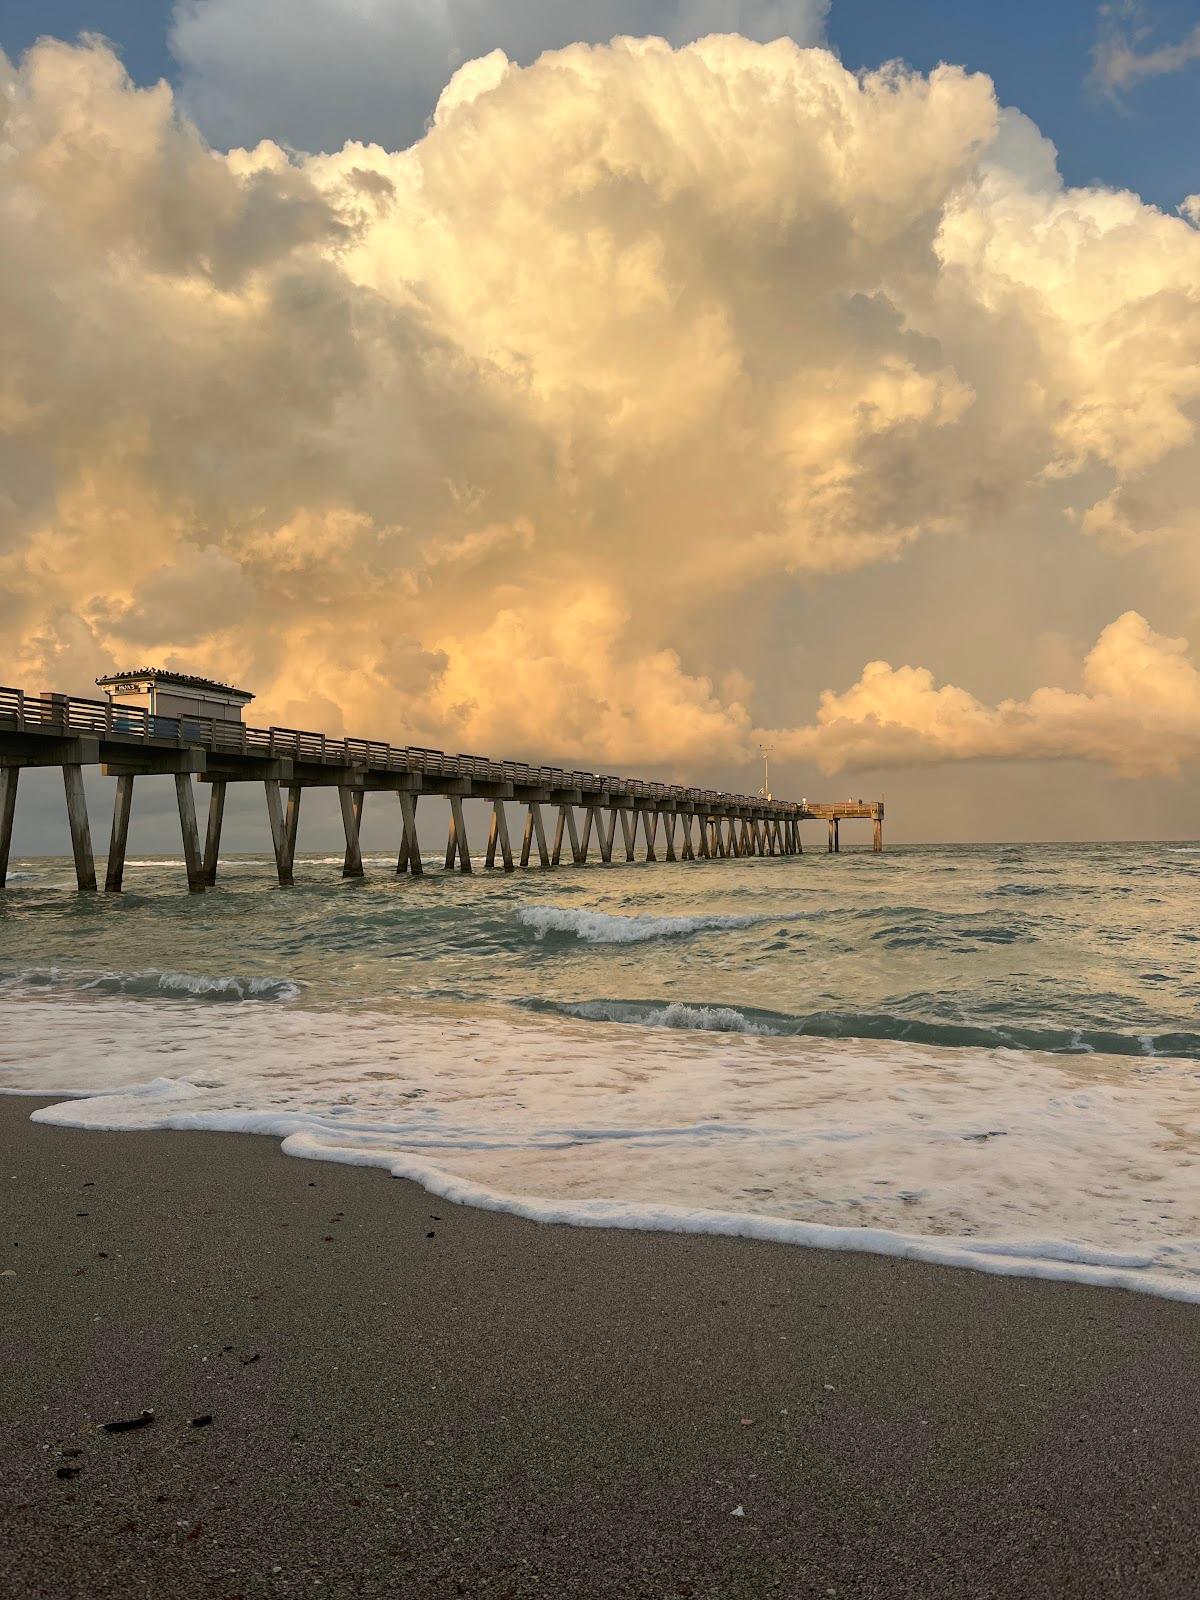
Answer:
(517, 905, 762, 944)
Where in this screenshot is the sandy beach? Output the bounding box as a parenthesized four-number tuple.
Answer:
(2, 1096, 1198, 1599)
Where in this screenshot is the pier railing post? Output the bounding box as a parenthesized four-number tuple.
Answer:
(104, 774, 134, 892)
(63, 764, 97, 892)
(0, 768, 18, 888)
(174, 773, 206, 893)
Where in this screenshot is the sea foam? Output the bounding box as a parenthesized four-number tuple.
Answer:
(6, 992, 1200, 1304)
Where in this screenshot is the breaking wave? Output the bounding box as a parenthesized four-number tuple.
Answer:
(517, 905, 770, 943)
(1, 967, 302, 1003)
(520, 996, 1200, 1058)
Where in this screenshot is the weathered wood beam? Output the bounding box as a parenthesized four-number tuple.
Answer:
(873, 817, 883, 853)
(551, 806, 567, 866)
(104, 774, 134, 893)
(203, 781, 226, 885)
(340, 786, 365, 878)
(0, 767, 18, 889)
(1, 736, 100, 770)
(63, 764, 97, 892)
(175, 773, 206, 893)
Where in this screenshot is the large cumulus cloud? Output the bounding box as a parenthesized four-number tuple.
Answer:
(3, 33, 1200, 781)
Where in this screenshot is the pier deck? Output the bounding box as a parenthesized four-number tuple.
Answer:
(0, 683, 883, 891)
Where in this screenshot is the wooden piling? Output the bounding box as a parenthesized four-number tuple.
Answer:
(485, 799, 513, 871)
(553, 812, 572, 864)
(619, 808, 636, 863)
(520, 807, 534, 868)
(0, 767, 17, 888)
(599, 808, 616, 864)
(264, 779, 294, 887)
(565, 806, 583, 864)
(286, 785, 302, 871)
(397, 792, 422, 875)
(104, 774, 134, 893)
(174, 773, 206, 893)
(642, 810, 658, 862)
(203, 781, 226, 885)
(339, 786, 365, 878)
(62, 764, 97, 892)
(448, 794, 472, 873)
(581, 807, 598, 863)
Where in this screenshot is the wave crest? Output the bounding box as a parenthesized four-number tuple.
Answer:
(517, 906, 762, 944)
(2, 967, 301, 1003)
(521, 996, 1200, 1058)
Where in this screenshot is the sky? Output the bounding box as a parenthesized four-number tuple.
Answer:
(2, 1, 1200, 851)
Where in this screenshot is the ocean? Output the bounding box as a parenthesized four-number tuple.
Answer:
(3, 842, 1199, 1301)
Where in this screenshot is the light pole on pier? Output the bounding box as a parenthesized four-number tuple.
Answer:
(757, 742, 773, 802)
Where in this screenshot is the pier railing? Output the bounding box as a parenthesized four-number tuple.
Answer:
(0, 683, 791, 813)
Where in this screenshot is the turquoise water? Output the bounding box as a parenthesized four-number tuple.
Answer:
(3, 843, 1200, 1299)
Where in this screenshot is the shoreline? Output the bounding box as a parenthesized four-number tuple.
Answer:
(4, 1095, 1200, 1598)
(16, 1071, 1200, 1306)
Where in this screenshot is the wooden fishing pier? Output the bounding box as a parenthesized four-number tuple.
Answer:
(0, 674, 884, 893)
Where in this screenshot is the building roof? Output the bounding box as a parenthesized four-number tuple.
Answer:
(95, 668, 254, 701)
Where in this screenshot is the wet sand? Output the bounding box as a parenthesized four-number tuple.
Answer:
(3, 1094, 1199, 1599)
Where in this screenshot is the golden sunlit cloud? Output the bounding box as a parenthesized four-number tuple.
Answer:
(2, 33, 1200, 777)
